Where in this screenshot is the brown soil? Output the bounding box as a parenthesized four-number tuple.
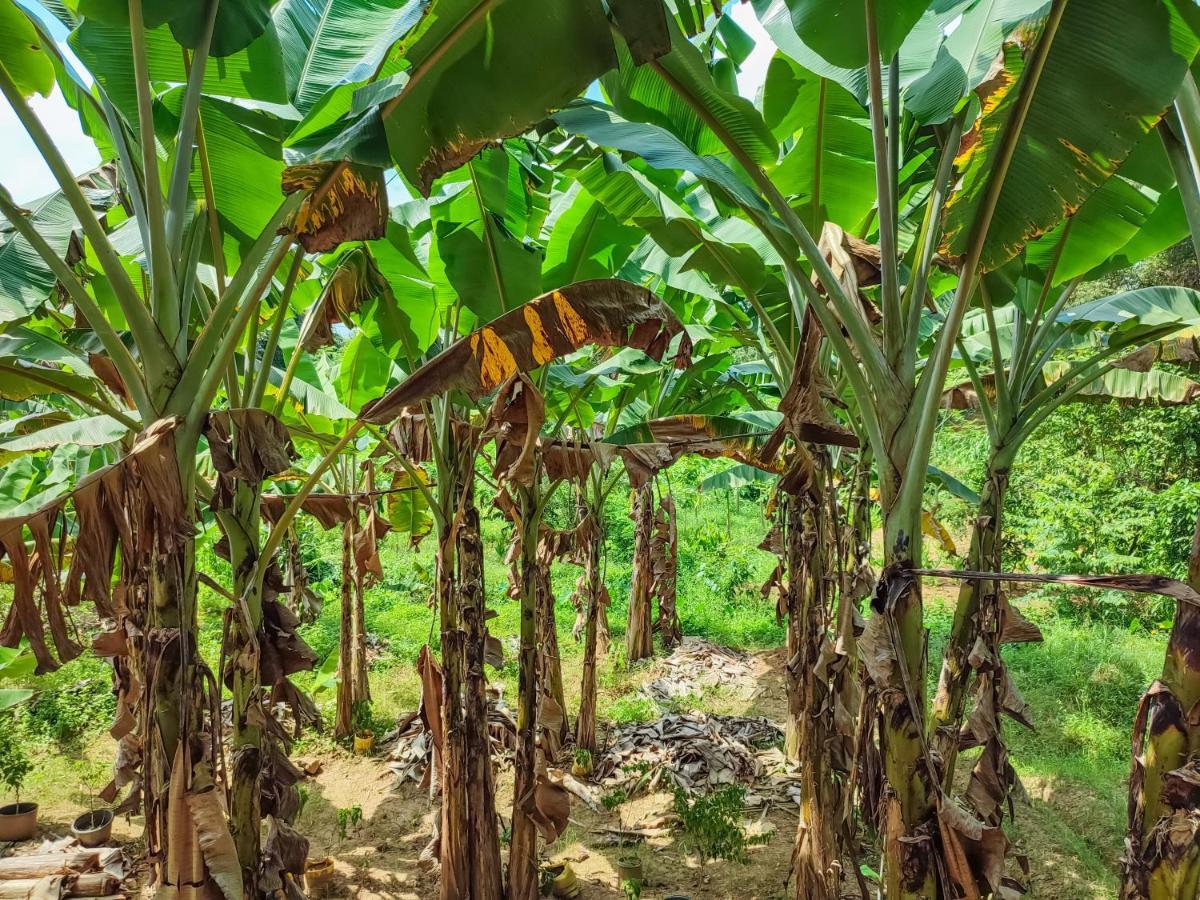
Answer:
(22, 629, 1121, 899)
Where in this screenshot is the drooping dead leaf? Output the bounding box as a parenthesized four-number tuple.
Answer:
(815, 221, 884, 317)
(297, 246, 389, 351)
(922, 509, 957, 556)
(486, 374, 545, 488)
(283, 162, 388, 253)
(352, 507, 392, 587)
(529, 776, 571, 844)
(88, 352, 132, 406)
(761, 306, 858, 457)
(205, 409, 296, 484)
(187, 784, 243, 900)
(261, 493, 353, 530)
(540, 436, 616, 484)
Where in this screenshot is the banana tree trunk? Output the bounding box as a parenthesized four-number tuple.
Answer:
(536, 551, 568, 744)
(221, 482, 266, 893)
(351, 559, 371, 709)
(1121, 512, 1200, 899)
(434, 456, 502, 900)
(785, 479, 838, 900)
(334, 518, 356, 740)
(509, 485, 542, 900)
(930, 467, 1010, 787)
(626, 481, 655, 663)
(145, 448, 226, 900)
(656, 493, 682, 649)
(874, 493, 938, 900)
(575, 508, 603, 754)
(457, 487, 503, 900)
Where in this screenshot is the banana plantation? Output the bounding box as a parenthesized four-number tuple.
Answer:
(2, 0, 1200, 897)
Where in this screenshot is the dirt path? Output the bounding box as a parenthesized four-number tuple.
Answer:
(292, 636, 1120, 899)
(16, 630, 1120, 899)
(294, 644, 807, 900)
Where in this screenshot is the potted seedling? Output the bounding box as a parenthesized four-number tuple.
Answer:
(570, 748, 592, 778)
(71, 758, 116, 846)
(351, 701, 375, 755)
(0, 719, 36, 842)
(616, 849, 643, 898)
(305, 805, 362, 898)
(70, 802, 114, 848)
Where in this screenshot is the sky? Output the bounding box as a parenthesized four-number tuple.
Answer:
(3, 2, 776, 206)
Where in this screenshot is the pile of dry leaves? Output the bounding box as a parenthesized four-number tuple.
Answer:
(593, 713, 783, 793)
(640, 637, 763, 707)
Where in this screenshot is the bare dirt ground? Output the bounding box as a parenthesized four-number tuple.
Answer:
(20, 619, 1118, 899)
(287, 638, 1118, 899)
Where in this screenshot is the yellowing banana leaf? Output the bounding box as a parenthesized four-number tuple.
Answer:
(360, 279, 691, 422)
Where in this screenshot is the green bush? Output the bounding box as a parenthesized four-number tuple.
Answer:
(930, 400, 1200, 624)
(20, 655, 116, 749)
(672, 784, 765, 862)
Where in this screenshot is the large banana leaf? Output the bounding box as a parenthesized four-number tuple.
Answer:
(763, 54, 875, 232)
(165, 95, 288, 247)
(555, 104, 772, 232)
(276, 0, 426, 154)
(698, 462, 778, 492)
(69, 16, 287, 130)
(927, 464, 982, 505)
(360, 279, 691, 422)
(1042, 360, 1200, 403)
(0, 359, 98, 402)
(1023, 175, 1159, 284)
(939, 0, 1198, 271)
(426, 150, 544, 324)
(0, 1, 55, 97)
(606, 412, 785, 471)
(0, 167, 120, 324)
(900, 0, 1049, 125)
(753, 0, 868, 100)
(605, 15, 777, 167)
(335, 331, 395, 412)
(0, 198, 76, 324)
(759, 0, 931, 70)
(958, 286, 1200, 364)
(77, 0, 272, 56)
(367, 229, 440, 353)
(0, 414, 128, 451)
(1025, 133, 1186, 283)
(572, 151, 770, 295)
(1059, 286, 1200, 350)
(378, 0, 616, 195)
(541, 184, 643, 291)
(275, 0, 424, 114)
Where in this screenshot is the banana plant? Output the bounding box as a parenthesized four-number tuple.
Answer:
(1123, 512, 1200, 900)
(0, 2, 631, 897)
(1120, 72, 1200, 900)
(604, 358, 784, 663)
(929, 274, 1200, 791)
(553, 1, 1200, 894)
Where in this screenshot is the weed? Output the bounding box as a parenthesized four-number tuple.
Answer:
(671, 784, 765, 863)
(601, 789, 627, 812)
(336, 805, 363, 842)
(608, 695, 658, 724)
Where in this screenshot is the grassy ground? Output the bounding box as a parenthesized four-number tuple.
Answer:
(4, 450, 1170, 897)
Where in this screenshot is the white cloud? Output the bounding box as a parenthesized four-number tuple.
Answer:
(2, 87, 101, 203)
